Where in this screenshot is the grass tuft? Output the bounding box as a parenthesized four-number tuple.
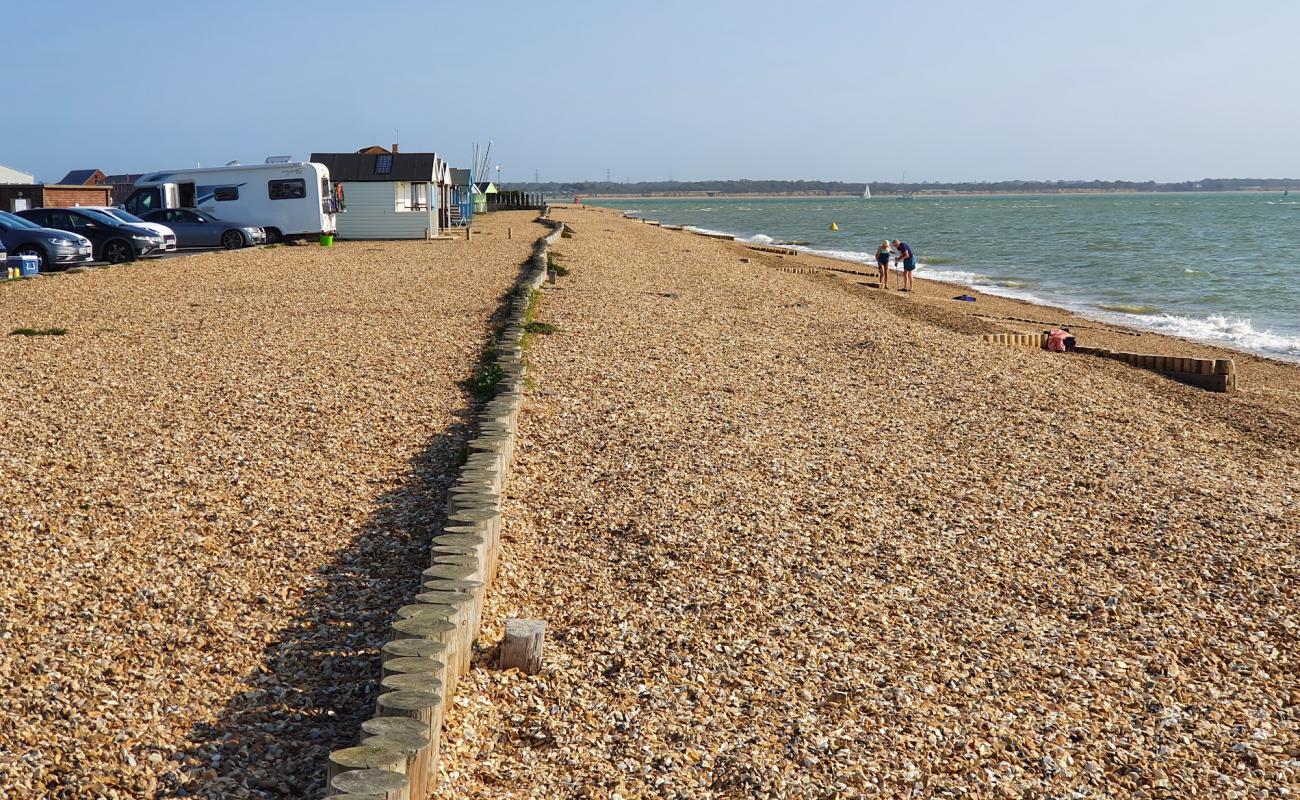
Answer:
(524, 321, 559, 335)
(9, 327, 67, 337)
(465, 339, 503, 401)
(546, 252, 571, 276)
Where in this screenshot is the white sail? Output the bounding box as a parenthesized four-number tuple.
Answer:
(862, 184, 871, 199)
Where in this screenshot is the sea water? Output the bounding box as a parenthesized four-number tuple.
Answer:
(590, 193, 1300, 363)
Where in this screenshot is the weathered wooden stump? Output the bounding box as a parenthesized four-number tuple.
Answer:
(329, 767, 409, 799)
(499, 618, 546, 675)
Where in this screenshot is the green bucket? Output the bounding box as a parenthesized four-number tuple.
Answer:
(319, 234, 335, 247)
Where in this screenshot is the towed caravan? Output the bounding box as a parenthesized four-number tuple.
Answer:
(120, 161, 339, 243)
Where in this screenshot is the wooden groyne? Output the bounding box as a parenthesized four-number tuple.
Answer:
(980, 333, 1236, 393)
(323, 216, 567, 797)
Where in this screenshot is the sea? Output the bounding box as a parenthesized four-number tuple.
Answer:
(589, 193, 1300, 363)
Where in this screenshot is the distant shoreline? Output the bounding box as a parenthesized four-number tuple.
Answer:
(570, 189, 1290, 199)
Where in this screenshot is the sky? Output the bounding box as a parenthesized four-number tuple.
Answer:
(4, 0, 1299, 184)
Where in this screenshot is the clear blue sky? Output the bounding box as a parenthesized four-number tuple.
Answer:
(5, 0, 1298, 183)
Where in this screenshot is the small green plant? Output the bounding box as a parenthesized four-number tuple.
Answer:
(9, 327, 67, 337)
(524, 321, 559, 335)
(466, 341, 503, 401)
(546, 252, 570, 276)
(526, 289, 543, 319)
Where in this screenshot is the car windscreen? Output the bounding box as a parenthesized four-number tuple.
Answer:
(103, 208, 146, 224)
(77, 209, 126, 226)
(0, 211, 43, 229)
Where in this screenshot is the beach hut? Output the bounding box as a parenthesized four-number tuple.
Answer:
(309, 148, 443, 239)
(472, 181, 497, 215)
(436, 158, 454, 231)
(449, 168, 473, 226)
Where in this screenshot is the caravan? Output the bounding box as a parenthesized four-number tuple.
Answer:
(120, 161, 339, 242)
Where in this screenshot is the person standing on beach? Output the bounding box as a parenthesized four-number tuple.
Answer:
(893, 240, 916, 292)
(875, 240, 893, 289)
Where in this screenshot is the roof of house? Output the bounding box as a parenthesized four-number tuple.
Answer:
(473, 182, 498, 193)
(310, 152, 439, 182)
(58, 169, 105, 185)
(103, 173, 143, 184)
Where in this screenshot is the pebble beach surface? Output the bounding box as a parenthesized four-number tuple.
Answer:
(0, 212, 544, 798)
(439, 208, 1298, 798)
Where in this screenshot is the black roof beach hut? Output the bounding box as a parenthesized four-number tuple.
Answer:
(309, 149, 442, 239)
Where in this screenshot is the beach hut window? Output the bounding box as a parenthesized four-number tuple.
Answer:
(394, 181, 429, 212)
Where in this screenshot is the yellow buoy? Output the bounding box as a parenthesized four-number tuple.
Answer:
(829, 221, 839, 231)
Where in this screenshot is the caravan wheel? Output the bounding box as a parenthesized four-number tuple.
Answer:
(263, 228, 282, 244)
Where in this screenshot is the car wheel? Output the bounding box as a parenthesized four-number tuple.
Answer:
(102, 239, 134, 264)
(221, 230, 245, 249)
(14, 245, 47, 272)
(263, 227, 282, 244)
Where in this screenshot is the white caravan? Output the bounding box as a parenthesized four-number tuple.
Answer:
(120, 162, 339, 242)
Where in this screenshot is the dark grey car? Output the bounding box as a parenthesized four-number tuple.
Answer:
(140, 209, 266, 249)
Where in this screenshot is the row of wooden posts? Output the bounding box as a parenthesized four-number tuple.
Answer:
(323, 219, 564, 798)
(980, 332, 1237, 393)
(485, 191, 546, 212)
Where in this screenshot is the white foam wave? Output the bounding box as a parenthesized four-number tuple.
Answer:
(684, 225, 735, 237)
(742, 233, 776, 244)
(1124, 313, 1300, 361)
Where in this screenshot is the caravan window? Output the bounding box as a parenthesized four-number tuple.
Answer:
(214, 186, 239, 201)
(269, 179, 306, 200)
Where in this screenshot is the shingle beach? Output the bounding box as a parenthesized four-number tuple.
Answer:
(0, 211, 544, 798)
(0, 206, 1295, 799)
(437, 207, 1298, 798)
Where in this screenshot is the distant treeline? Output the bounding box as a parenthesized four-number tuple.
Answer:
(501, 178, 1298, 196)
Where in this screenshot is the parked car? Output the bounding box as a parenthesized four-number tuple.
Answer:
(139, 208, 266, 249)
(76, 206, 177, 252)
(0, 210, 94, 271)
(17, 208, 165, 264)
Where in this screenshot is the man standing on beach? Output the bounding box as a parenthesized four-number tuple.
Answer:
(893, 240, 916, 292)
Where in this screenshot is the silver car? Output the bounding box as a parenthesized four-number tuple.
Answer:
(140, 208, 266, 249)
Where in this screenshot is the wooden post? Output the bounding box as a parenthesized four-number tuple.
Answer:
(362, 735, 430, 799)
(377, 690, 443, 730)
(507, 226, 512, 239)
(499, 618, 545, 674)
(328, 746, 408, 795)
(330, 768, 410, 799)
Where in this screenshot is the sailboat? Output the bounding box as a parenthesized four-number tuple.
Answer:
(862, 184, 871, 199)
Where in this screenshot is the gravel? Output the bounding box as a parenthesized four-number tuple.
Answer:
(437, 207, 1299, 798)
(0, 212, 545, 799)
